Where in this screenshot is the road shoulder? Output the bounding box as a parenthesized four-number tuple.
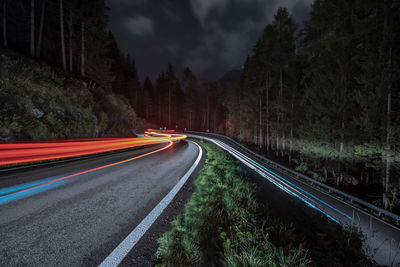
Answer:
(116, 141, 206, 266)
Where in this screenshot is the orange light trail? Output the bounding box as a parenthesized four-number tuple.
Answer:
(0, 130, 186, 167)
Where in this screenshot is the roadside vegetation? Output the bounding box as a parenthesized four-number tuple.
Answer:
(224, 1, 400, 212)
(0, 49, 140, 141)
(156, 141, 370, 266)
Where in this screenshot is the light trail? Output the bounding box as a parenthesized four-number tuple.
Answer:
(0, 130, 186, 167)
(213, 139, 345, 223)
(0, 130, 187, 204)
(189, 134, 351, 224)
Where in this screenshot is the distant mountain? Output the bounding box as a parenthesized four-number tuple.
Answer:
(216, 69, 242, 88)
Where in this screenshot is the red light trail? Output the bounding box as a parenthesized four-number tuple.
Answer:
(0, 130, 186, 167)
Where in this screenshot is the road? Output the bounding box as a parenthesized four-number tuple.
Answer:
(188, 132, 400, 266)
(0, 139, 202, 266)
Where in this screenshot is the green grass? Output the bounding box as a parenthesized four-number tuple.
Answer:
(156, 142, 311, 266)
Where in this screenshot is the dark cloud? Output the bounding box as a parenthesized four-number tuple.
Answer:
(106, 0, 314, 82)
(124, 16, 154, 36)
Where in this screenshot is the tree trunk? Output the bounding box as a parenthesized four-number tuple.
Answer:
(289, 100, 294, 159)
(265, 76, 270, 151)
(158, 98, 162, 125)
(135, 86, 139, 116)
(80, 21, 85, 76)
(30, 0, 35, 57)
(168, 87, 171, 128)
(290, 126, 293, 161)
(259, 93, 262, 148)
(254, 124, 257, 144)
(213, 107, 216, 132)
(189, 111, 192, 129)
(238, 104, 242, 139)
(340, 121, 344, 152)
(202, 110, 206, 130)
(266, 120, 270, 151)
(69, 8, 72, 72)
(332, 168, 337, 185)
(385, 47, 392, 194)
(381, 0, 393, 200)
(60, 0, 66, 71)
(206, 93, 210, 130)
(279, 67, 283, 98)
(238, 87, 242, 140)
(278, 18, 283, 99)
(3, 0, 7, 47)
(276, 135, 279, 156)
(36, 0, 45, 57)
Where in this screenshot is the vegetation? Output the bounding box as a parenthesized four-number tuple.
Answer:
(156, 142, 310, 266)
(0, 0, 225, 132)
(134, 0, 399, 213)
(156, 142, 369, 266)
(0, 0, 148, 140)
(0, 49, 138, 141)
(224, 1, 400, 211)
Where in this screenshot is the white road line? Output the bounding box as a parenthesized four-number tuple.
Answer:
(99, 141, 203, 267)
(189, 135, 348, 223)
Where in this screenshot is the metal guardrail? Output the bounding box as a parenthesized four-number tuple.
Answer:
(187, 131, 400, 224)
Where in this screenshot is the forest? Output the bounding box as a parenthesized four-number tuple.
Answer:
(1, 0, 399, 211)
(226, 0, 400, 212)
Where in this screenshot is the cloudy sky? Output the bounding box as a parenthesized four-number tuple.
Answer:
(106, 0, 314, 82)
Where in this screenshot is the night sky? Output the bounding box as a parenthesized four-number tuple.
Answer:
(106, 0, 314, 82)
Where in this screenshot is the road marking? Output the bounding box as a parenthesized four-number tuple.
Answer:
(99, 141, 203, 267)
(214, 139, 344, 222)
(0, 142, 174, 205)
(207, 137, 400, 230)
(188, 135, 349, 223)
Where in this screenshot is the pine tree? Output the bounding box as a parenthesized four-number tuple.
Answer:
(182, 67, 201, 130)
(36, 0, 45, 57)
(60, 0, 66, 71)
(142, 76, 154, 121)
(155, 72, 166, 126)
(166, 64, 175, 128)
(30, 0, 34, 57)
(2, 0, 6, 47)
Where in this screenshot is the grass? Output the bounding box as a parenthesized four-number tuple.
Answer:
(156, 141, 311, 266)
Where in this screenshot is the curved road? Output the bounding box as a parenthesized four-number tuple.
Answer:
(0, 140, 201, 266)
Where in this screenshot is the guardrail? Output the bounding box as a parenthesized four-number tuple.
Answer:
(187, 131, 400, 224)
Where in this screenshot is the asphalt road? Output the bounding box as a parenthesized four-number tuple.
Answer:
(188, 132, 400, 266)
(0, 140, 200, 266)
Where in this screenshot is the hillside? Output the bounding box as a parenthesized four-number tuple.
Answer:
(0, 49, 139, 142)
